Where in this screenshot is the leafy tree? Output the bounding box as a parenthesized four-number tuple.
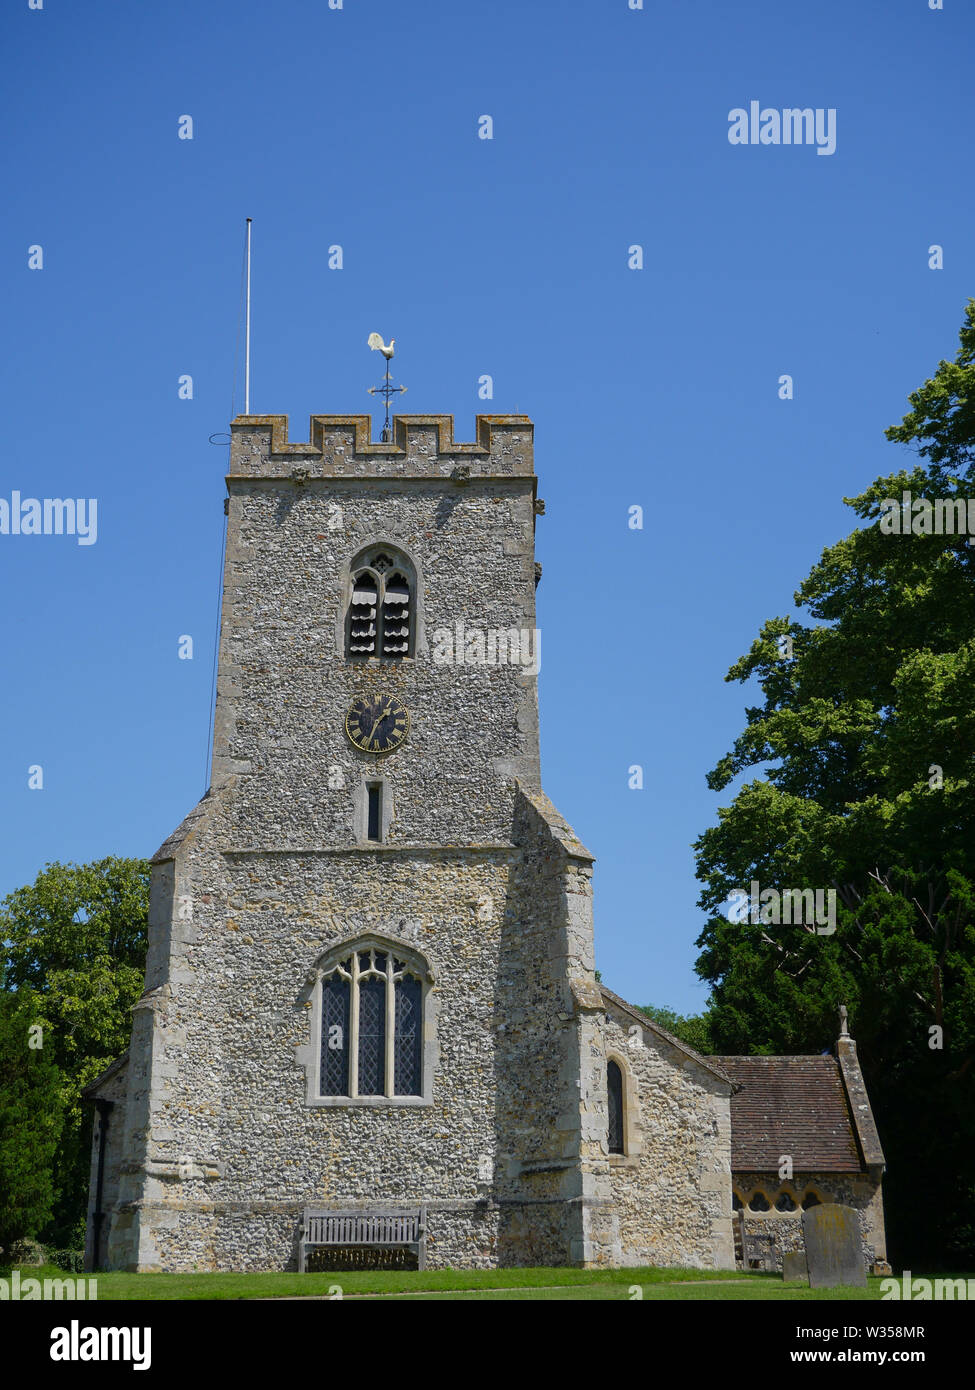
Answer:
(693, 302, 975, 1267)
(638, 1003, 715, 1055)
(0, 857, 149, 1247)
(0, 991, 64, 1253)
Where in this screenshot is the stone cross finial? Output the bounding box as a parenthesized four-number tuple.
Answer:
(839, 1003, 849, 1036)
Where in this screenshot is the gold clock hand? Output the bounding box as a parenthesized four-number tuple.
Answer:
(367, 704, 394, 744)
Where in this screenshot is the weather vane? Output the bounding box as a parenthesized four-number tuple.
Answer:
(367, 333, 407, 442)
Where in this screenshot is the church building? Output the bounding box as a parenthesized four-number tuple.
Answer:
(83, 407, 888, 1273)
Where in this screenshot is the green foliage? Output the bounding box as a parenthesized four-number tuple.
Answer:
(693, 301, 975, 1266)
(638, 1003, 715, 1055)
(0, 856, 149, 1247)
(884, 301, 975, 477)
(0, 996, 64, 1253)
(48, 1248, 86, 1273)
(7, 1237, 49, 1265)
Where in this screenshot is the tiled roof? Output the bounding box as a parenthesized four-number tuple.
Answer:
(710, 1055, 864, 1172)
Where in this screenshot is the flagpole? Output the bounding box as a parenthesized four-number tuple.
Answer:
(244, 218, 252, 414)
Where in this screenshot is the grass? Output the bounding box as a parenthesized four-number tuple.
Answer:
(0, 1263, 894, 1300)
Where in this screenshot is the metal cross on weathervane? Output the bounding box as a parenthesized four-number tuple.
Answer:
(366, 333, 407, 442)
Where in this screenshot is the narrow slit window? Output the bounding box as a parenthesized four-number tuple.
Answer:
(367, 783, 382, 841)
(607, 1059, 624, 1154)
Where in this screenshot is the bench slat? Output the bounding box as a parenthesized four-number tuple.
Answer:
(303, 1208, 422, 1246)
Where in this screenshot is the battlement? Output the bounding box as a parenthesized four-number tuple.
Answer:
(229, 414, 534, 480)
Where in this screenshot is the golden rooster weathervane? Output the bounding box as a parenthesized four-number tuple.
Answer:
(367, 333, 407, 442)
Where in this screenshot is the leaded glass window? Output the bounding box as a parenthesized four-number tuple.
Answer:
(357, 975, 386, 1096)
(320, 967, 351, 1096)
(394, 972, 423, 1096)
(318, 945, 425, 1099)
(607, 1059, 624, 1154)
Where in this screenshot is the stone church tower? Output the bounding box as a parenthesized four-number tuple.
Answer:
(86, 410, 625, 1270)
(84, 407, 887, 1274)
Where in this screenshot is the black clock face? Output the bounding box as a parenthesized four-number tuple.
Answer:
(345, 694, 409, 754)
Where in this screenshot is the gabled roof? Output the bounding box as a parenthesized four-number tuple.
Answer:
(600, 986, 735, 1088)
(81, 1051, 129, 1100)
(710, 1055, 864, 1172)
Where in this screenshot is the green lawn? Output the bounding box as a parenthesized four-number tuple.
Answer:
(2, 1263, 894, 1300)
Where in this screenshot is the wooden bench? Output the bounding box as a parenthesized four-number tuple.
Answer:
(298, 1207, 426, 1272)
(738, 1211, 776, 1271)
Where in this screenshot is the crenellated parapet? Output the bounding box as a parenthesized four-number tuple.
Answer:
(229, 414, 534, 480)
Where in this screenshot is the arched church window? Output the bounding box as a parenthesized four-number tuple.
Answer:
(346, 547, 414, 659)
(775, 1191, 797, 1212)
(319, 944, 425, 1098)
(607, 1059, 624, 1154)
(748, 1191, 771, 1212)
(801, 1191, 822, 1210)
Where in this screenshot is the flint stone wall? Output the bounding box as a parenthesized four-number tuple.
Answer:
(100, 781, 616, 1271)
(603, 1008, 735, 1270)
(735, 1171, 883, 1271)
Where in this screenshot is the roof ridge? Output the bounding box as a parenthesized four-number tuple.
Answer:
(599, 986, 736, 1088)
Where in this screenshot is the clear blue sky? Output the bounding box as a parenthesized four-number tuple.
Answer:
(2, 0, 972, 1013)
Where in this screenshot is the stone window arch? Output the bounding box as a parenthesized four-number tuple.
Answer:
(297, 936, 436, 1107)
(605, 1052, 641, 1164)
(738, 1184, 803, 1216)
(346, 545, 415, 660)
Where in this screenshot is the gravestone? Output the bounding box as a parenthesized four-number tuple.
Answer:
(802, 1203, 866, 1288)
(782, 1250, 809, 1283)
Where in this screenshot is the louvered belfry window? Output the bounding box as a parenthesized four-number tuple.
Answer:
(347, 549, 413, 659)
(348, 572, 378, 655)
(318, 945, 425, 1098)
